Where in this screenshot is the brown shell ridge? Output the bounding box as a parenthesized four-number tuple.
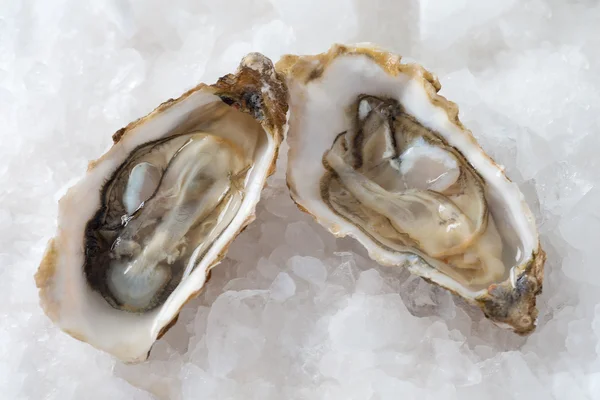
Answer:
(477, 247, 546, 334)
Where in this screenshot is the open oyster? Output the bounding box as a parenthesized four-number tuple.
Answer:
(278, 44, 545, 334)
(35, 53, 288, 362)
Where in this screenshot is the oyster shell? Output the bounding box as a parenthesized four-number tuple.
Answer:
(278, 44, 545, 334)
(35, 53, 288, 362)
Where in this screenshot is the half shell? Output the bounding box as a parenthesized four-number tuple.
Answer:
(278, 44, 545, 334)
(35, 53, 288, 362)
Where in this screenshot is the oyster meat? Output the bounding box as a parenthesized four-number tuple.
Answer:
(35, 53, 288, 362)
(278, 44, 545, 334)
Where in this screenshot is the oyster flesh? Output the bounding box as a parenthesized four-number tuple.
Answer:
(278, 44, 545, 334)
(35, 53, 288, 362)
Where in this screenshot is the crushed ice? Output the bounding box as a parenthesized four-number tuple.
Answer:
(3, 0, 600, 398)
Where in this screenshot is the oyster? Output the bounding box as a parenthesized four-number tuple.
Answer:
(278, 44, 545, 334)
(35, 53, 288, 362)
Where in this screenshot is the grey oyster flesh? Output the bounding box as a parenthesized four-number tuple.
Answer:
(85, 132, 251, 313)
(321, 95, 520, 291)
